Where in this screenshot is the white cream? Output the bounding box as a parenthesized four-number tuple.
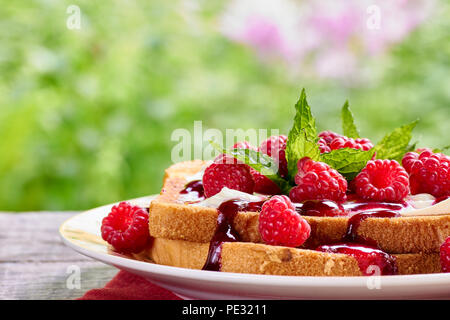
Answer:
(405, 193, 436, 209)
(400, 195, 450, 216)
(183, 161, 212, 183)
(192, 187, 267, 208)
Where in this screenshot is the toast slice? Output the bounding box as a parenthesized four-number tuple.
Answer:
(149, 161, 450, 253)
(143, 238, 441, 276)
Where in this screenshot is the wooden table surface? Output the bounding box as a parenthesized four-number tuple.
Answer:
(0, 211, 117, 300)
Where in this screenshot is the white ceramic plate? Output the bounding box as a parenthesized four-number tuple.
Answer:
(59, 196, 450, 300)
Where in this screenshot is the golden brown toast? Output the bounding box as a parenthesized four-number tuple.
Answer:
(144, 238, 441, 276)
(149, 161, 450, 254)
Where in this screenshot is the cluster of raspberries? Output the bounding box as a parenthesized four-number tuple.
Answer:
(203, 133, 449, 203)
(202, 132, 377, 199)
(288, 156, 412, 203)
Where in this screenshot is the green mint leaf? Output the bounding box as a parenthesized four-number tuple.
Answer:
(286, 89, 320, 182)
(229, 148, 292, 194)
(209, 141, 292, 194)
(320, 148, 375, 180)
(374, 120, 418, 161)
(406, 141, 418, 153)
(433, 145, 450, 154)
(341, 100, 360, 138)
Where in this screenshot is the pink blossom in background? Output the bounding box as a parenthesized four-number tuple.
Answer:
(219, 0, 435, 82)
(220, 0, 305, 63)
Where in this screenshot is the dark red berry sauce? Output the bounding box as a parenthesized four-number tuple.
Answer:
(343, 201, 406, 214)
(202, 199, 265, 271)
(316, 210, 400, 275)
(316, 243, 398, 275)
(344, 211, 401, 244)
(179, 180, 205, 202)
(434, 195, 450, 205)
(294, 198, 406, 217)
(295, 200, 346, 217)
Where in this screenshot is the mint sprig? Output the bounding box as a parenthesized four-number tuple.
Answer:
(374, 120, 418, 161)
(210, 141, 292, 194)
(285, 89, 320, 182)
(208, 89, 424, 195)
(320, 148, 375, 180)
(341, 101, 360, 138)
(284, 92, 370, 181)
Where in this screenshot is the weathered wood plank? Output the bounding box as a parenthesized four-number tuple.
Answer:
(0, 212, 117, 300)
(0, 212, 84, 263)
(0, 261, 117, 300)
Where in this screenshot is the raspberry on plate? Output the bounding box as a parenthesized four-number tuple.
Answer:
(289, 157, 347, 203)
(354, 159, 410, 202)
(233, 141, 281, 195)
(260, 135, 288, 178)
(202, 154, 255, 197)
(258, 195, 311, 247)
(402, 150, 450, 197)
(440, 237, 450, 273)
(101, 202, 150, 253)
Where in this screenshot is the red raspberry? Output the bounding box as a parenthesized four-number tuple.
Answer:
(415, 148, 433, 154)
(354, 138, 374, 151)
(440, 237, 450, 273)
(250, 169, 281, 195)
(318, 131, 342, 144)
(232, 141, 258, 151)
(202, 154, 255, 197)
(402, 150, 450, 197)
(101, 202, 150, 253)
(318, 137, 331, 154)
(259, 195, 311, 247)
(330, 136, 374, 151)
(289, 157, 347, 202)
(318, 131, 373, 154)
(354, 159, 410, 202)
(233, 141, 281, 195)
(260, 135, 288, 178)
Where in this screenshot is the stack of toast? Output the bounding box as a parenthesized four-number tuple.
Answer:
(145, 160, 449, 276)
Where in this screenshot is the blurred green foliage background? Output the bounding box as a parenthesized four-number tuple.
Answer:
(0, 0, 449, 211)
